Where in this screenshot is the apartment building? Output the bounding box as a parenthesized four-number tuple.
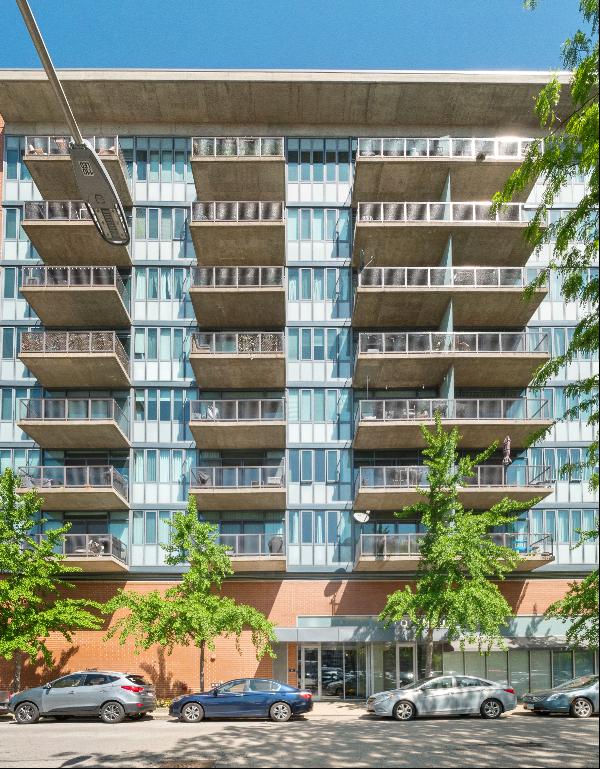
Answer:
(0, 70, 597, 699)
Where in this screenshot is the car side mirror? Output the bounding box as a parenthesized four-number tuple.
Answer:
(212, 688, 219, 697)
(43, 683, 52, 690)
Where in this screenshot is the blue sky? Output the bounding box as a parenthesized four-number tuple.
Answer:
(1, 0, 583, 70)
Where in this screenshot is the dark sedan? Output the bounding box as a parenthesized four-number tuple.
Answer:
(169, 678, 313, 723)
(523, 675, 599, 718)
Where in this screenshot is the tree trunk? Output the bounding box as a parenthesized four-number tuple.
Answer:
(424, 626, 434, 678)
(12, 651, 23, 692)
(199, 640, 205, 692)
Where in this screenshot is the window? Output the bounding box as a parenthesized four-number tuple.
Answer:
(52, 674, 85, 689)
(84, 674, 118, 686)
(133, 207, 188, 241)
(218, 680, 247, 694)
(287, 209, 351, 246)
(420, 677, 454, 690)
(287, 139, 352, 183)
(248, 679, 280, 692)
(288, 328, 350, 362)
(456, 677, 485, 688)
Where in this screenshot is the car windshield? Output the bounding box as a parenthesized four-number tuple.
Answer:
(555, 675, 598, 691)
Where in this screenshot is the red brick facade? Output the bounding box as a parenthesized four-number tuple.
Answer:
(0, 577, 577, 696)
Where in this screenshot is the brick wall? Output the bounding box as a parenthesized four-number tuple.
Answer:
(0, 577, 578, 695)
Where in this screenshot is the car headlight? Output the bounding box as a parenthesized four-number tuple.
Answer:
(546, 693, 564, 701)
(376, 693, 395, 701)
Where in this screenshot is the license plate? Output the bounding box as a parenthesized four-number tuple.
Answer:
(523, 704, 532, 710)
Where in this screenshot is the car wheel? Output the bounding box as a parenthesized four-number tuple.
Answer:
(100, 701, 126, 724)
(481, 699, 503, 719)
(393, 701, 416, 721)
(180, 702, 204, 723)
(14, 702, 40, 725)
(269, 702, 292, 722)
(570, 697, 593, 718)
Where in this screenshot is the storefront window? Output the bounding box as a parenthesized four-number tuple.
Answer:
(487, 652, 508, 686)
(464, 652, 486, 679)
(509, 650, 530, 698)
(574, 651, 596, 677)
(552, 650, 573, 686)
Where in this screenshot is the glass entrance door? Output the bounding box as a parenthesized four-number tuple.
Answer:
(299, 644, 368, 699)
(370, 643, 417, 693)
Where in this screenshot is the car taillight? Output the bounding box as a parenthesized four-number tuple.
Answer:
(121, 685, 145, 693)
(299, 692, 312, 699)
(504, 688, 516, 695)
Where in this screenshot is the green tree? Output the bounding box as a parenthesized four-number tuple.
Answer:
(0, 468, 103, 690)
(105, 497, 275, 690)
(493, 0, 599, 489)
(379, 416, 539, 677)
(545, 522, 599, 648)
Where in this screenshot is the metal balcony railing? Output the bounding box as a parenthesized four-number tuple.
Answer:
(357, 201, 534, 224)
(21, 266, 130, 305)
(192, 201, 284, 223)
(24, 135, 127, 165)
(24, 200, 91, 221)
(191, 332, 284, 355)
(190, 398, 285, 422)
(357, 266, 547, 288)
(192, 266, 284, 288)
(191, 465, 286, 489)
(356, 531, 553, 559)
(356, 464, 551, 491)
(20, 331, 129, 372)
(19, 397, 129, 436)
(357, 137, 539, 159)
(192, 137, 284, 158)
(357, 331, 549, 355)
(28, 532, 128, 564)
(356, 398, 550, 425)
(19, 465, 128, 500)
(218, 532, 285, 557)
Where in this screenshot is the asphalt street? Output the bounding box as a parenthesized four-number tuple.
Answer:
(1, 708, 598, 768)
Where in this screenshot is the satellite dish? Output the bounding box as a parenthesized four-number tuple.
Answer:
(353, 510, 371, 524)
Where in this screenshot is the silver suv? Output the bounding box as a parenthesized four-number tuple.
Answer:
(9, 671, 156, 724)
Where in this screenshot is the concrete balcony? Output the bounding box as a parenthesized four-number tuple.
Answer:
(18, 465, 129, 511)
(31, 533, 129, 573)
(354, 266, 548, 328)
(190, 201, 285, 266)
(24, 135, 132, 205)
(20, 266, 131, 329)
(218, 533, 286, 572)
(19, 331, 130, 389)
(191, 137, 285, 200)
(353, 202, 537, 267)
(353, 137, 538, 203)
(354, 331, 549, 389)
(190, 465, 286, 511)
(354, 397, 552, 450)
(18, 398, 130, 450)
(354, 532, 554, 572)
(354, 464, 553, 511)
(22, 201, 132, 267)
(189, 398, 286, 450)
(190, 266, 285, 328)
(190, 332, 285, 389)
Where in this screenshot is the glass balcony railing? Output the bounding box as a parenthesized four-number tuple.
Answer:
(19, 397, 129, 436)
(21, 266, 130, 305)
(190, 398, 285, 422)
(356, 398, 550, 425)
(356, 531, 553, 559)
(356, 464, 551, 491)
(357, 137, 539, 160)
(20, 331, 129, 371)
(29, 532, 128, 564)
(357, 201, 534, 224)
(358, 266, 547, 288)
(357, 331, 549, 355)
(218, 532, 285, 557)
(192, 201, 284, 223)
(192, 137, 284, 158)
(19, 465, 128, 500)
(191, 332, 284, 355)
(24, 200, 91, 222)
(25, 135, 127, 164)
(192, 266, 284, 288)
(191, 465, 286, 489)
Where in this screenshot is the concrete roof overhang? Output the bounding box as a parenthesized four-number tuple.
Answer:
(0, 69, 572, 131)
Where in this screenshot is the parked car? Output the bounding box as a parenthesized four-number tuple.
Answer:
(169, 678, 313, 723)
(366, 675, 517, 721)
(8, 671, 156, 724)
(522, 675, 599, 718)
(0, 688, 11, 716)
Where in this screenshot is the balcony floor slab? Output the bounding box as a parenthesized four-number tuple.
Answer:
(17, 487, 129, 511)
(190, 222, 285, 266)
(17, 420, 130, 450)
(192, 157, 285, 201)
(355, 485, 553, 511)
(22, 220, 132, 267)
(20, 286, 131, 329)
(190, 287, 285, 328)
(190, 487, 286, 511)
(190, 354, 285, 389)
(18, 353, 131, 389)
(190, 421, 286, 450)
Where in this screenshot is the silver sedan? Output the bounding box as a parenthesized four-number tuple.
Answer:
(366, 675, 517, 721)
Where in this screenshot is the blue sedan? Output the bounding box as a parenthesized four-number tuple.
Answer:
(169, 678, 313, 723)
(522, 675, 599, 717)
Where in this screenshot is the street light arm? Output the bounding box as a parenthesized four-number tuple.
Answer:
(16, 0, 84, 144)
